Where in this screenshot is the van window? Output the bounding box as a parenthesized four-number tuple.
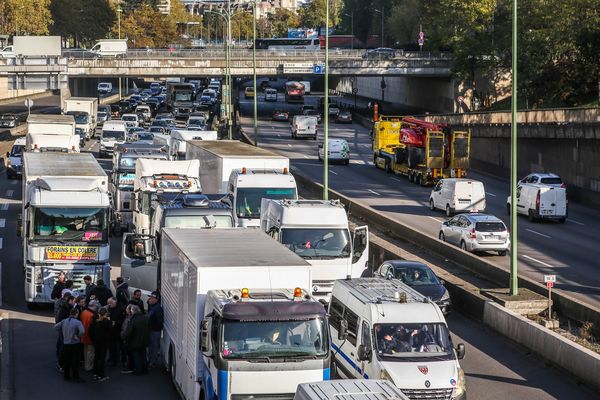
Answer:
(344, 308, 359, 346)
(329, 297, 344, 331)
(540, 177, 562, 185)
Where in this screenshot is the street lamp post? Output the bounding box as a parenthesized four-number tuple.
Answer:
(252, 0, 258, 146)
(510, 0, 519, 296)
(343, 12, 354, 50)
(323, 0, 330, 200)
(374, 8, 384, 47)
(117, 1, 123, 100)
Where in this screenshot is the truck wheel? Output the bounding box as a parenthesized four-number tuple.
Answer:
(439, 231, 445, 242)
(506, 204, 511, 215)
(528, 210, 536, 222)
(385, 159, 392, 173)
(415, 174, 422, 185)
(446, 204, 452, 217)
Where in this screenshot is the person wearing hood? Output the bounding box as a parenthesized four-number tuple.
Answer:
(115, 276, 130, 307)
(89, 279, 113, 306)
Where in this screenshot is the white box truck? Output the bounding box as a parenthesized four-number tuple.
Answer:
(90, 39, 127, 57)
(63, 97, 98, 141)
(169, 130, 218, 160)
(261, 199, 369, 300)
(186, 140, 298, 227)
(160, 228, 331, 400)
(0, 36, 61, 57)
(20, 153, 111, 307)
(26, 114, 79, 153)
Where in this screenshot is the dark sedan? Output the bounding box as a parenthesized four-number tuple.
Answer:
(375, 260, 451, 314)
(272, 110, 289, 122)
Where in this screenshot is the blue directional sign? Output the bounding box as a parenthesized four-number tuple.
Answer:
(313, 64, 326, 74)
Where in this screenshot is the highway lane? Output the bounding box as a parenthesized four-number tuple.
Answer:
(0, 142, 178, 399)
(238, 94, 600, 310)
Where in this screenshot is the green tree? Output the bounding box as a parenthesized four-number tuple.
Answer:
(50, 0, 115, 47)
(0, 0, 52, 35)
(298, 0, 338, 30)
(119, 3, 178, 47)
(269, 8, 300, 38)
(385, 0, 423, 48)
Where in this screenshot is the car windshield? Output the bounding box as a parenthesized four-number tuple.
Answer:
(221, 318, 328, 360)
(103, 130, 125, 140)
(391, 265, 441, 285)
(475, 222, 506, 232)
(188, 119, 205, 126)
(98, 112, 107, 118)
(0, 115, 15, 120)
(10, 145, 24, 157)
(152, 120, 168, 126)
(236, 187, 297, 219)
(540, 177, 562, 184)
(122, 116, 136, 121)
(281, 228, 351, 259)
(374, 323, 453, 359)
(164, 214, 233, 228)
(31, 207, 109, 244)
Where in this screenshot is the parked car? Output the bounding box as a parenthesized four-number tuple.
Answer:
(439, 213, 510, 256)
(375, 260, 451, 315)
(335, 110, 353, 123)
(519, 172, 566, 188)
(430, 178, 486, 216)
(362, 47, 396, 60)
(318, 139, 350, 164)
(0, 113, 25, 128)
(272, 110, 289, 122)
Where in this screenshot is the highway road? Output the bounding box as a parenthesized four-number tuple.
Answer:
(239, 93, 600, 312)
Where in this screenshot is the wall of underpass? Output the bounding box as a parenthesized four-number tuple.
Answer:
(333, 76, 455, 113)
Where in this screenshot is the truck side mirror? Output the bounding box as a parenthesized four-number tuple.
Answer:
(338, 319, 348, 341)
(357, 344, 372, 361)
(456, 343, 465, 360)
(200, 318, 212, 354)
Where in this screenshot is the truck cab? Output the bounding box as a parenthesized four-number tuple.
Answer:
(110, 143, 169, 234)
(228, 168, 298, 228)
(261, 199, 369, 300)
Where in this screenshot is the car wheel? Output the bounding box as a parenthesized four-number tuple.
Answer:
(445, 204, 452, 217)
(498, 250, 507, 256)
(460, 240, 468, 252)
(439, 231, 445, 242)
(528, 210, 536, 222)
(430, 199, 435, 211)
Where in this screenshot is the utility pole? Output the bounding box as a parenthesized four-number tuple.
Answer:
(253, 0, 258, 146)
(510, 0, 519, 296)
(117, 0, 122, 100)
(323, 0, 330, 200)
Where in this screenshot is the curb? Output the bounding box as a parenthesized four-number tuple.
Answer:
(0, 313, 12, 400)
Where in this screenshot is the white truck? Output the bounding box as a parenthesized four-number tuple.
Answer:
(261, 199, 369, 300)
(160, 228, 331, 400)
(19, 152, 111, 308)
(186, 140, 298, 227)
(90, 39, 128, 57)
(169, 130, 218, 160)
(26, 114, 79, 153)
(63, 97, 98, 141)
(0, 36, 61, 57)
(100, 120, 128, 157)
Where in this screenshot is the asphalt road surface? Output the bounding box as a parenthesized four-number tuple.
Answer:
(239, 93, 600, 311)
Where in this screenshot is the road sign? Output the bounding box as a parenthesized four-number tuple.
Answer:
(24, 98, 33, 115)
(544, 275, 556, 283)
(457, 96, 464, 103)
(419, 31, 425, 39)
(352, 87, 358, 94)
(418, 38, 424, 45)
(546, 281, 554, 288)
(313, 64, 326, 74)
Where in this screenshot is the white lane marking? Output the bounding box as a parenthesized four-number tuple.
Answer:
(367, 189, 381, 196)
(0, 204, 8, 211)
(391, 177, 402, 182)
(6, 190, 13, 197)
(361, 144, 371, 148)
(0, 219, 5, 228)
(329, 170, 338, 175)
(522, 254, 554, 268)
(525, 228, 552, 239)
(0, 238, 3, 249)
(427, 216, 444, 223)
(287, 143, 292, 147)
(568, 219, 585, 226)
(303, 155, 309, 159)
(486, 192, 497, 197)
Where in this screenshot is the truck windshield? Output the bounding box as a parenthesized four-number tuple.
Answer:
(236, 188, 297, 219)
(10, 145, 24, 157)
(31, 207, 109, 243)
(281, 228, 351, 259)
(116, 172, 135, 190)
(67, 113, 89, 124)
(174, 92, 193, 102)
(103, 130, 125, 140)
(221, 318, 328, 360)
(164, 214, 233, 228)
(374, 323, 453, 360)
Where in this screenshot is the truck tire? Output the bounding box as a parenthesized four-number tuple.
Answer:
(385, 159, 392, 174)
(439, 231, 445, 242)
(415, 174, 422, 185)
(506, 204, 511, 215)
(445, 204, 452, 217)
(498, 250, 507, 256)
(558, 218, 566, 224)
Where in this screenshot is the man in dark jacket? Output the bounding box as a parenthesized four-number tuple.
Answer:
(107, 297, 126, 366)
(128, 289, 145, 313)
(89, 279, 113, 306)
(115, 276, 130, 307)
(124, 305, 150, 375)
(83, 275, 96, 303)
(146, 291, 164, 367)
(90, 307, 112, 381)
(50, 272, 67, 300)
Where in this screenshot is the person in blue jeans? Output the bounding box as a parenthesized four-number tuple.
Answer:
(147, 291, 164, 368)
(55, 308, 84, 382)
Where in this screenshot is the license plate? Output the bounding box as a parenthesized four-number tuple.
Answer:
(487, 235, 499, 240)
(541, 210, 552, 215)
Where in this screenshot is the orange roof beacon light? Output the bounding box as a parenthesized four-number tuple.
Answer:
(242, 167, 247, 174)
(241, 288, 249, 299)
(293, 287, 303, 300)
(283, 167, 288, 174)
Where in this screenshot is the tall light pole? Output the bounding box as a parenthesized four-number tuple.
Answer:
(374, 8, 384, 47)
(323, 0, 330, 201)
(343, 12, 354, 50)
(509, 0, 519, 296)
(117, 1, 123, 99)
(252, 0, 258, 146)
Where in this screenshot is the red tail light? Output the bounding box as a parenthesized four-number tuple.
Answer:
(470, 228, 476, 239)
(561, 183, 567, 189)
(536, 191, 540, 210)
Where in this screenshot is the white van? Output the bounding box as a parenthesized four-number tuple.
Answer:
(121, 113, 139, 128)
(292, 115, 318, 140)
(135, 105, 152, 123)
(429, 178, 486, 216)
(100, 120, 127, 158)
(329, 278, 466, 400)
(97, 82, 113, 94)
(507, 183, 567, 223)
(5, 137, 26, 179)
(90, 39, 127, 57)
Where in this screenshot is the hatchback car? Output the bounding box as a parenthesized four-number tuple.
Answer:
(375, 260, 451, 315)
(318, 139, 350, 164)
(439, 213, 510, 256)
(244, 86, 255, 99)
(519, 172, 565, 188)
(272, 110, 289, 122)
(328, 103, 340, 116)
(335, 110, 352, 123)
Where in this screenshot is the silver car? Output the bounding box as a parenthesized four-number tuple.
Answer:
(438, 213, 510, 256)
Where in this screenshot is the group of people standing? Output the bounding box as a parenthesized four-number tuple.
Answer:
(52, 274, 164, 383)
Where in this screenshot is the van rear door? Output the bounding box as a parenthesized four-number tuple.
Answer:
(539, 187, 566, 217)
(454, 181, 485, 212)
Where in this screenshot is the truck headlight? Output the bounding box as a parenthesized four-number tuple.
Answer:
(35, 270, 43, 285)
(453, 367, 466, 398)
(441, 289, 450, 302)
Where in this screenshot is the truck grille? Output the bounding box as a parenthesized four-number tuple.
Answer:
(231, 394, 294, 400)
(401, 388, 454, 400)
